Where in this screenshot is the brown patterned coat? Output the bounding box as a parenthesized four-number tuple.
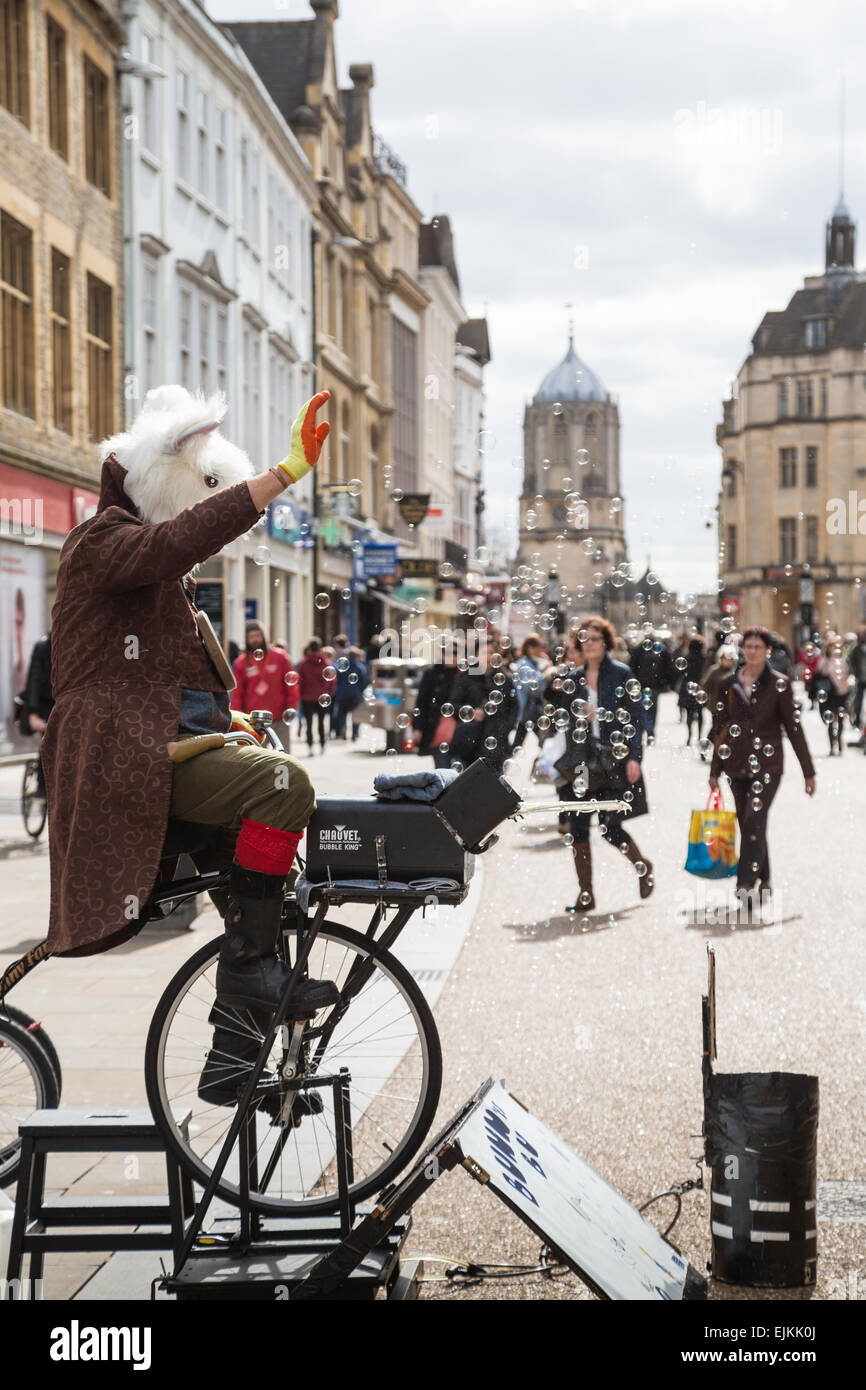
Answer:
(42, 455, 261, 956)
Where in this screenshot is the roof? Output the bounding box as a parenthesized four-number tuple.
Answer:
(752, 278, 866, 356)
(223, 21, 315, 125)
(535, 338, 606, 403)
(457, 318, 491, 365)
(419, 216, 460, 293)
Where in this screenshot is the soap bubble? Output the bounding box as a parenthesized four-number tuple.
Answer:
(347, 478, 362, 496)
(717, 743, 731, 760)
(323, 665, 337, 682)
(391, 488, 404, 501)
(440, 702, 454, 718)
(317, 693, 331, 708)
(252, 648, 264, 661)
(458, 705, 475, 723)
(576, 448, 589, 466)
(484, 735, 498, 750)
(729, 723, 741, 737)
(335, 656, 350, 672)
(284, 669, 299, 686)
(253, 545, 270, 566)
(314, 592, 330, 610)
(396, 713, 411, 729)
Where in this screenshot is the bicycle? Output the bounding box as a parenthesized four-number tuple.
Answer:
(0, 1003, 62, 1185)
(2, 715, 626, 1218)
(20, 754, 47, 841)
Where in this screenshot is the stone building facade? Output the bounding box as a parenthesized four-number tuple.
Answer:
(0, 0, 125, 750)
(718, 198, 866, 647)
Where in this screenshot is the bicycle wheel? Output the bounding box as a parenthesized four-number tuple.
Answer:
(0, 1015, 60, 1186)
(20, 760, 47, 840)
(145, 922, 442, 1215)
(1, 1005, 62, 1095)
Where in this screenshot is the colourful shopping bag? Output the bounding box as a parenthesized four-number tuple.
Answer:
(685, 789, 738, 878)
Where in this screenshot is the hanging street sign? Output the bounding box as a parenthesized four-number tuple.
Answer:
(397, 493, 430, 527)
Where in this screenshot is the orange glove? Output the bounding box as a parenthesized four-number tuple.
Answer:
(274, 390, 331, 486)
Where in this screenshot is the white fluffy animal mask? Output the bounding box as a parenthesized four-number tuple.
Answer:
(99, 385, 255, 524)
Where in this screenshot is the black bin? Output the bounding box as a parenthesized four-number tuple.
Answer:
(701, 947, 819, 1288)
(704, 1070, 819, 1288)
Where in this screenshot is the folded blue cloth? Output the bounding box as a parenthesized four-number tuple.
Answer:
(372, 768, 459, 802)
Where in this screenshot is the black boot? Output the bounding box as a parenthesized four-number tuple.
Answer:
(197, 1003, 326, 1117)
(215, 864, 339, 1016)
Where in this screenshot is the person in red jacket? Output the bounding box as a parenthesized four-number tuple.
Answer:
(230, 623, 298, 747)
(297, 637, 332, 754)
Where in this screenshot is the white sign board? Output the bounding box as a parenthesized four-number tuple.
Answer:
(455, 1080, 691, 1300)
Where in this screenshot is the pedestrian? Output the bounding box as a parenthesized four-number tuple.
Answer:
(330, 634, 367, 740)
(700, 644, 738, 759)
(796, 639, 822, 707)
(449, 646, 516, 772)
(709, 625, 815, 901)
(552, 616, 653, 912)
(677, 635, 707, 747)
(510, 633, 549, 752)
(846, 626, 866, 737)
(813, 635, 853, 756)
(411, 649, 461, 768)
(297, 637, 331, 754)
(22, 632, 53, 794)
(230, 623, 298, 747)
(629, 629, 676, 745)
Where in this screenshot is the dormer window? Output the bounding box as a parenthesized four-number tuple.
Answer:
(804, 319, 827, 349)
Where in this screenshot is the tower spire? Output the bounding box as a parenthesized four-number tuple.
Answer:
(839, 71, 846, 200)
(564, 300, 574, 349)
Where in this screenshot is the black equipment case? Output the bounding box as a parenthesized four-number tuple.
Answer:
(304, 760, 522, 886)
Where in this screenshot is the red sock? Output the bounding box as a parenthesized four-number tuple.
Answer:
(234, 819, 301, 876)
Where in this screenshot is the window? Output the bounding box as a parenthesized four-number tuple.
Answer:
(805, 446, 818, 488)
(86, 272, 113, 440)
(779, 517, 797, 565)
(178, 287, 192, 387)
(50, 248, 72, 431)
(726, 524, 737, 570)
(141, 32, 158, 153)
(805, 515, 818, 563)
(268, 351, 290, 461)
(820, 377, 828, 416)
(796, 379, 813, 417)
(1, 0, 29, 124)
(141, 255, 158, 397)
(778, 380, 788, 418)
(725, 465, 737, 498)
(216, 308, 228, 396)
(341, 266, 351, 352)
(242, 324, 260, 463)
(198, 295, 211, 391)
(1, 212, 35, 416)
(779, 447, 797, 487)
(242, 143, 260, 244)
(83, 58, 110, 195)
(214, 108, 227, 210)
(341, 401, 351, 479)
(584, 412, 596, 436)
(46, 17, 67, 158)
(176, 69, 190, 182)
(804, 319, 826, 349)
(197, 89, 208, 196)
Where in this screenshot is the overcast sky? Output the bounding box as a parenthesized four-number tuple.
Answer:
(208, 0, 866, 594)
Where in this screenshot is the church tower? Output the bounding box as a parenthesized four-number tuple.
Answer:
(518, 328, 628, 608)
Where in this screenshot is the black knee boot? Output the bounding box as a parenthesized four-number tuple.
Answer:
(215, 864, 339, 1015)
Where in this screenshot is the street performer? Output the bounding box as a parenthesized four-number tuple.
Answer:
(43, 384, 337, 1105)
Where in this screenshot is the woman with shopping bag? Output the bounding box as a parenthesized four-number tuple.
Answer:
(708, 625, 815, 897)
(549, 617, 653, 913)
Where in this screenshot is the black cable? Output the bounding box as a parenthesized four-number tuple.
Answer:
(445, 1244, 568, 1284)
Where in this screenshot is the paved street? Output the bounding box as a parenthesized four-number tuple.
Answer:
(1, 695, 863, 1300)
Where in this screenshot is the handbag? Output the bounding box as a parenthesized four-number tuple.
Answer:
(685, 788, 738, 878)
(556, 733, 627, 791)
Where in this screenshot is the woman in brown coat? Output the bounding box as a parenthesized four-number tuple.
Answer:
(709, 625, 815, 895)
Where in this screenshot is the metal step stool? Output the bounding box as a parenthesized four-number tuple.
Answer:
(5, 1106, 194, 1293)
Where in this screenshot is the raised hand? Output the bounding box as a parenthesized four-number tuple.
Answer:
(273, 391, 331, 486)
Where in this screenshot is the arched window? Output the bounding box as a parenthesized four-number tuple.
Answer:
(584, 412, 597, 436)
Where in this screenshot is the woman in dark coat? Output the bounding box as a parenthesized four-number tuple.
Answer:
(550, 616, 652, 912)
(411, 657, 461, 767)
(449, 652, 516, 773)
